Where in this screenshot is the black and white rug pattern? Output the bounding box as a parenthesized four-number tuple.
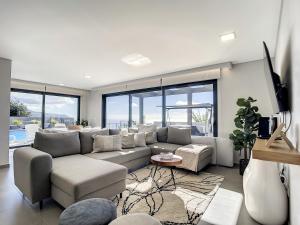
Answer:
(114, 165, 224, 225)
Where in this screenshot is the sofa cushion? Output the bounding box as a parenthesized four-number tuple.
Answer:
(145, 132, 157, 144)
(175, 144, 213, 172)
(148, 142, 182, 155)
(157, 127, 168, 142)
(121, 134, 135, 149)
(33, 132, 80, 158)
(51, 155, 127, 200)
(109, 129, 121, 135)
(134, 133, 146, 147)
(93, 135, 122, 152)
(167, 127, 191, 145)
(128, 128, 138, 133)
(85, 147, 151, 165)
(79, 129, 109, 154)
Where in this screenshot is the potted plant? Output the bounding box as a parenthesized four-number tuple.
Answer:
(229, 97, 261, 175)
(80, 120, 89, 128)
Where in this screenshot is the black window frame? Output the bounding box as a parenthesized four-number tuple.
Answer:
(102, 79, 218, 137)
(9, 88, 81, 148)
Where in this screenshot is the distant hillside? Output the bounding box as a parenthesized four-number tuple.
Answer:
(30, 110, 72, 118)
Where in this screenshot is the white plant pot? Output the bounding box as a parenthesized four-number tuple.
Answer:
(243, 155, 288, 225)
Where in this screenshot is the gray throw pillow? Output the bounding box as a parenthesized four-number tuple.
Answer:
(167, 127, 191, 145)
(157, 127, 168, 142)
(122, 134, 135, 149)
(145, 131, 157, 144)
(92, 135, 122, 152)
(109, 129, 121, 135)
(33, 132, 81, 158)
(79, 129, 109, 154)
(134, 132, 146, 147)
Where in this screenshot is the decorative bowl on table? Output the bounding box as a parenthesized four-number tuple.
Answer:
(159, 153, 174, 160)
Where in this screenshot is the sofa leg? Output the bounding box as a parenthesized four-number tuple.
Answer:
(119, 193, 123, 199)
(39, 200, 43, 210)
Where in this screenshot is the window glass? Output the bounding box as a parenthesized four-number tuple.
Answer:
(131, 90, 162, 127)
(44, 95, 79, 128)
(103, 82, 216, 136)
(191, 85, 214, 136)
(10, 92, 43, 147)
(143, 91, 162, 127)
(106, 95, 129, 129)
(166, 92, 188, 126)
(131, 96, 140, 126)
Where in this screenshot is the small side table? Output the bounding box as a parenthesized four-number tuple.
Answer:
(150, 155, 182, 188)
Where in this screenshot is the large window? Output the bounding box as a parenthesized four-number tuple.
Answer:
(44, 95, 79, 128)
(105, 95, 129, 129)
(103, 80, 217, 136)
(9, 89, 80, 147)
(10, 91, 43, 147)
(132, 90, 163, 127)
(165, 84, 214, 136)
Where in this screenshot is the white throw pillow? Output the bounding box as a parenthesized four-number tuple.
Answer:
(134, 132, 147, 147)
(120, 128, 128, 136)
(92, 135, 122, 152)
(122, 134, 135, 149)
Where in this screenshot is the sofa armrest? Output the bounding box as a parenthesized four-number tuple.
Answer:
(13, 147, 52, 204)
(191, 136, 217, 164)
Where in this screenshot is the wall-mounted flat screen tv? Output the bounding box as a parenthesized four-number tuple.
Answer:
(263, 41, 289, 113)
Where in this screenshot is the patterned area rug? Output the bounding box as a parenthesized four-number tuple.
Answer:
(114, 165, 224, 225)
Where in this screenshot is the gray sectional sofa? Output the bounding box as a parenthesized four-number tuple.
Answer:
(13, 127, 217, 209)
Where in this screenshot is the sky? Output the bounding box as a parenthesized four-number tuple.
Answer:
(11, 92, 78, 119)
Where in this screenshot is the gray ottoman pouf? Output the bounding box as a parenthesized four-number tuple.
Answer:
(59, 198, 117, 225)
(109, 213, 162, 225)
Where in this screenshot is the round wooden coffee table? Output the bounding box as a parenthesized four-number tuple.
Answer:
(151, 155, 182, 188)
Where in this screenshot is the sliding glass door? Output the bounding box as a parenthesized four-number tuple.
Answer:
(103, 80, 217, 136)
(10, 91, 43, 147)
(105, 95, 129, 129)
(131, 90, 163, 127)
(44, 95, 79, 128)
(165, 84, 215, 136)
(10, 89, 80, 147)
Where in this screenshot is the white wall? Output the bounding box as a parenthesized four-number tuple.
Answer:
(0, 58, 11, 166)
(275, 0, 300, 224)
(219, 60, 274, 161)
(11, 79, 89, 121)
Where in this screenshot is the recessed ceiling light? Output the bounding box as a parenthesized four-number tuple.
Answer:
(84, 75, 92, 79)
(59, 83, 65, 86)
(122, 53, 151, 67)
(220, 32, 236, 42)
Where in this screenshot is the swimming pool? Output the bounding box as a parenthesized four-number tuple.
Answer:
(9, 129, 27, 143)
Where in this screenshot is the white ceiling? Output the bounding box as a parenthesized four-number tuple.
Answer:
(0, 0, 281, 90)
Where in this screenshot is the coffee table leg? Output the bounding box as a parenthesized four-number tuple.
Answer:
(170, 167, 176, 188)
(152, 165, 158, 178)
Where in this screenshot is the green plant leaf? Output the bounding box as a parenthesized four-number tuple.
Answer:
(233, 129, 243, 135)
(237, 98, 246, 107)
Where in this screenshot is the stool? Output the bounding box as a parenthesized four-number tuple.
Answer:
(59, 198, 117, 225)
